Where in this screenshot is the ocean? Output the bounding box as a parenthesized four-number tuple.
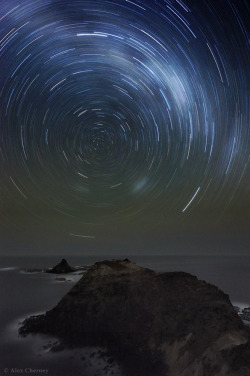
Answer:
(0, 255, 249, 376)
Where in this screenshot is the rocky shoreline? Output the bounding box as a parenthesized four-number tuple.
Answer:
(234, 306, 250, 328)
(20, 259, 250, 376)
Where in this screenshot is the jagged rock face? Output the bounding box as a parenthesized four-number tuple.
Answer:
(46, 258, 75, 274)
(20, 259, 250, 376)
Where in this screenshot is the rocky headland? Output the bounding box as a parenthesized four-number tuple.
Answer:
(20, 259, 250, 376)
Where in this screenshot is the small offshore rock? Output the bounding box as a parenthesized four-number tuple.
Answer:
(46, 259, 75, 274)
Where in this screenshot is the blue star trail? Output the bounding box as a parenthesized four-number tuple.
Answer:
(0, 0, 249, 252)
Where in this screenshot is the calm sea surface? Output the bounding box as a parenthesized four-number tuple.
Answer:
(0, 255, 249, 376)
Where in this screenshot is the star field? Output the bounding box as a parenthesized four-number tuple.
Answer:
(0, 0, 249, 254)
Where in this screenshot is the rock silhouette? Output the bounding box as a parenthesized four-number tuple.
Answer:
(20, 259, 250, 375)
(46, 258, 75, 274)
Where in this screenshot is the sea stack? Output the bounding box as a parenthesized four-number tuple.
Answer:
(46, 258, 75, 274)
(20, 259, 250, 375)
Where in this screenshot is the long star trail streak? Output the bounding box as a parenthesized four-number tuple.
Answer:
(0, 0, 249, 251)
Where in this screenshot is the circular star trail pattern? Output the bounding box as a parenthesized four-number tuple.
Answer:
(0, 0, 249, 228)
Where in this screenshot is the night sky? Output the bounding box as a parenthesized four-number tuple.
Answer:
(0, 0, 249, 255)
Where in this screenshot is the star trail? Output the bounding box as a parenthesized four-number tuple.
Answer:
(0, 0, 249, 254)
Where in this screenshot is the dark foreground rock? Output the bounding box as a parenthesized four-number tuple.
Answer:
(20, 259, 250, 376)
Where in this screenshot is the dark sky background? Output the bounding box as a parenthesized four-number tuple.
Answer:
(0, 0, 249, 256)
